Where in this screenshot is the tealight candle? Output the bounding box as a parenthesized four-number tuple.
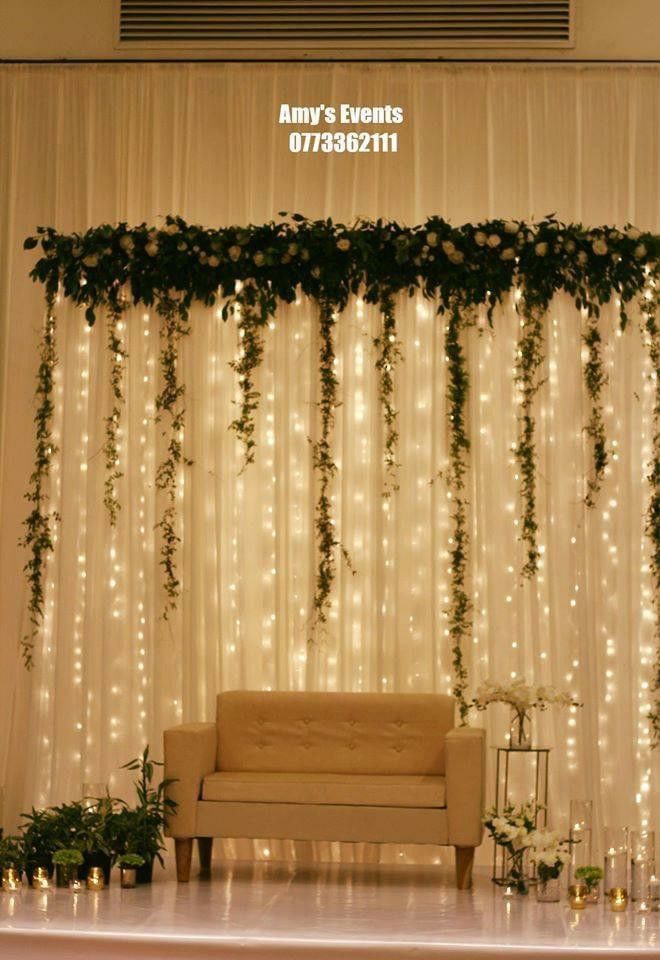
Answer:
(86, 867, 105, 891)
(69, 878, 84, 893)
(609, 887, 628, 912)
(568, 883, 588, 910)
(32, 866, 51, 890)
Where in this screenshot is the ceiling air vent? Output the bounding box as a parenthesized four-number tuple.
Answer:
(116, 0, 574, 53)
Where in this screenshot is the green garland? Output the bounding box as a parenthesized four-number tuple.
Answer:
(644, 285, 660, 747)
(583, 313, 608, 507)
(154, 297, 191, 615)
(374, 290, 403, 495)
(103, 301, 128, 525)
(444, 303, 472, 723)
(19, 288, 59, 667)
(514, 299, 545, 578)
(311, 301, 355, 636)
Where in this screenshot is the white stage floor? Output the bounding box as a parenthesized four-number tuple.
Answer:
(0, 862, 659, 959)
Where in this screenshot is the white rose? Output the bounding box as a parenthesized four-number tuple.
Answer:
(577, 250, 588, 265)
(535, 242, 549, 257)
(82, 253, 99, 268)
(426, 232, 438, 247)
(336, 238, 351, 252)
(634, 243, 648, 259)
(592, 238, 608, 256)
(487, 234, 502, 248)
(311, 265, 321, 278)
(177, 241, 188, 252)
(504, 220, 519, 234)
(449, 250, 465, 265)
(288, 243, 299, 256)
(208, 255, 220, 268)
(626, 226, 641, 241)
(119, 235, 134, 252)
(441, 240, 455, 255)
(253, 251, 265, 266)
(145, 240, 159, 257)
(474, 231, 488, 247)
(163, 223, 179, 235)
(500, 247, 515, 261)
(228, 245, 242, 262)
(564, 239, 576, 254)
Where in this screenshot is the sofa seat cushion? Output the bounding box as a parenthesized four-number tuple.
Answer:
(201, 771, 446, 808)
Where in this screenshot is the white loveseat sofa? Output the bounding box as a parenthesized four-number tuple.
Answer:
(164, 690, 486, 888)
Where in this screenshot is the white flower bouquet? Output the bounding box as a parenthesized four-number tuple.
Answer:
(483, 802, 538, 893)
(529, 829, 571, 882)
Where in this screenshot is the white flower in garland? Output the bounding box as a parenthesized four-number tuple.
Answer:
(592, 238, 609, 256)
(208, 255, 220, 268)
(504, 220, 519, 234)
(253, 251, 265, 266)
(626, 226, 642, 240)
(426, 231, 438, 247)
(82, 253, 99, 268)
(119, 235, 134, 253)
(442, 240, 456, 255)
(228, 245, 242, 262)
(535, 241, 549, 257)
(145, 240, 159, 257)
(474, 230, 488, 247)
(487, 233, 502, 248)
(449, 250, 465, 265)
(500, 247, 515, 261)
(635, 243, 648, 259)
(288, 243, 299, 256)
(336, 238, 351, 252)
(163, 223, 180, 235)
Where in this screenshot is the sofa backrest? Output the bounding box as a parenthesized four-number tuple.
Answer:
(216, 690, 455, 775)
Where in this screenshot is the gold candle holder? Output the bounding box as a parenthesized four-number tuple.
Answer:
(568, 883, 588, 910)
(86, 867, 105, 891)
(32, 866, 51, 890)
(2, 868, 21, 892)
(609, 887, 628, 911)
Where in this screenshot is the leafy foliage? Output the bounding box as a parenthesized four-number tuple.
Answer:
(515, 299, 545, 578)
(644, 287, 660, 748)
(117, 746, 177, 865)
(374, 290, 403, 495)
(583, 313, 608, 507)
(228, 281, 272, 470)
(103, 300, 128, 525)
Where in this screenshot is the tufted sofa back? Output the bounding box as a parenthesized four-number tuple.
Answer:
(216, 690, 455, 776)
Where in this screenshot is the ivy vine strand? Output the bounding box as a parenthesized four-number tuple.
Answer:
(154, 295, 191, 616)
(514, 297, 546, 578)
(229, 280, 271, 471)
(374, 289, 403, 495)
(583, 312, 609, 508)
(103, 300, 128, 525)
(311, 300, 355, 637)
(19, 287, 59, 668)
(444, 302, 472, 723)
(643, 283, 660, 747)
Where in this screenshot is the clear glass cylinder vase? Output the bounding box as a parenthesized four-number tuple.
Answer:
(604, 827, 629, 896)
(509, 709, 532, 750)
(536, 876, 561, 902)
(631, 830, 655, 903)
(569, 799, 593, 884)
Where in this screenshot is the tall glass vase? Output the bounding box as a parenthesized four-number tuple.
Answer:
(569, 800, 593, 885)
(631, 830, 655, 903)
(604, 827, 629, 897)
(509, 709, 532, 750)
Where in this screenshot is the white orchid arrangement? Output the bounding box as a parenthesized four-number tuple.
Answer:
(472, 678, 579, 715)
(529, 829, 571, 882)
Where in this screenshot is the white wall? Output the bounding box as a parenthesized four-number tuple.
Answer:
(1, 0, 659, 60)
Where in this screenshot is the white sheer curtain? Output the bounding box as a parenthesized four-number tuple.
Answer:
(1, 63, 659, 863)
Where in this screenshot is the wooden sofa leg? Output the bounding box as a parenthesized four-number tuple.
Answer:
(175, 839, 193, 882)
(198, 837, 213, 877)
(455, 846, 474, 890)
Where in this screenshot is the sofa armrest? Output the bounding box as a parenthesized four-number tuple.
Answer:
(445, 726, 486, 847)
(164, 722, 217, 838)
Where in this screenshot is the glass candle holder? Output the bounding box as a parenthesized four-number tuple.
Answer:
(2, 868, 21, 892)
(604, 827, 628, 896)
(69, 878, 84, 893)
(631, 830, 655, 903)
(568, 883, 588, 910)
(120, 867, 137, 889)
(569, 800, 593, 884)
(649, 875, 660, 911)
(31, 866, 51, 890)
(86, 866, 105, 891)
(609, 886, 629, 912)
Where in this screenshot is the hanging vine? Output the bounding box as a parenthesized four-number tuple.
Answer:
(103, 301, 128, 525)
(374, 289, 403, 495)
(643, 285, 660, 747)
(444, 302, 472, 723)
(154, 296, 191, 615)
(514, 298, 546, 578)
(583, 312, 608, 507)
(229, 280, 272, 470)
(311, 300, 354, 636)
(19, 287, 59, 667)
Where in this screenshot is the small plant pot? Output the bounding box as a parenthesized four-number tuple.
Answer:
(136, 857, 154, 885)
(120, 867, 137, 889)
(536, 877, 561, 902)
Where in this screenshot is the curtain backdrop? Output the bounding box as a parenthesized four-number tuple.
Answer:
(1, 63, 659, 864)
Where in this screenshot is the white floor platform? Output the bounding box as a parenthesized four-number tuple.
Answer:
(0, 862, 659, 960)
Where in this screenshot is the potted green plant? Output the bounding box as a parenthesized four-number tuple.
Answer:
(118, 746, 177, 884)
(0, 835, 24, 884)
(118, 852, 145, 889)
(575, 865, 604, 903)
(52, 847, 84, 888)
(19, 807, 60, 883)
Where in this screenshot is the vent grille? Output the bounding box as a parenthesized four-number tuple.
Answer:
(117, 0, 574, 49)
